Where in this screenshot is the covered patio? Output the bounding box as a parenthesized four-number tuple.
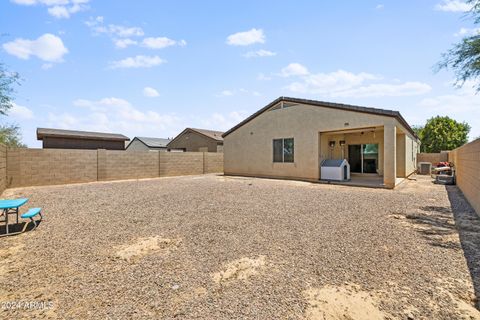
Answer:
(319, 123, 415, 188)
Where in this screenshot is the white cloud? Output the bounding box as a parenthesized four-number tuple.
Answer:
(257, 73, 272, 81)
(218, 90, 234, 97)
(86, 17, 186, 50)
(216, 88, 260, 97)
(85, 17, 144, 38)
(2, 33, 68, 62)
(418, 81, 480, 139)
(375, 4, 384, 9)
(143, 87, 160, 97)
(109, 55, 166, 69)
(226, 28, 265, 46)
(454, 27, 480, 37)
(199, 111, 249, 131)
(280, 64, 430, 98)
(109, 25, 144, 38)
(435, 0, 472, 12)
(243, 49, 276, 58)
(11, 0, 89, 18)
(41, 63, 53, 70)
(333, 82, 432, 98)
(56, 97, 184, 137)
(114, 38, 137, 48)
(142, 37, 187, 49)
(280, 63, 310, 77)
(9, 102, 34, 119)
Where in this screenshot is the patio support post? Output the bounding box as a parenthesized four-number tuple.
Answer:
(383, 124, 396, 188)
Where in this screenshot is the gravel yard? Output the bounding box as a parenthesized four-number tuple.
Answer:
(1, 174, 479, 319)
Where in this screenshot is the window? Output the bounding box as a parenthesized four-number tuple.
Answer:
(273, 138, 294, 163)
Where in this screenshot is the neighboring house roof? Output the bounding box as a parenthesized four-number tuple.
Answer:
(167, 128, 224, 147)
(222, 97, 418, 139)
(129, 137, 171, 148)
(37, 128, 130, 141)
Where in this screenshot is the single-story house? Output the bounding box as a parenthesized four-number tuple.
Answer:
(126, 137, 172, 151)
(37, 128, 130, 150)
(222, 97, 420, 189)
(167, 128, 224, 152)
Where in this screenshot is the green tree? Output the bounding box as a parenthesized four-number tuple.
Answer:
(0, 62, 25, 147)
(0, 124, 26, 147)
(419, 116, 470, 152)
(412, 125, 425, 152)
(0, 63, 20, 115)
(438, 0, 480, 90)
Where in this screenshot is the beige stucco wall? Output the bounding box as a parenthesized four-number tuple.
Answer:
(224, 103, 418, 188)
(168, 131, 221, 152)
(449, 139, 480, 215)
(4, 149, 223, 189)
(396, 134, 406, 178)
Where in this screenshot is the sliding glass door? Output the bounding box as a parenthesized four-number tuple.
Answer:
(348, 144, 379, 174)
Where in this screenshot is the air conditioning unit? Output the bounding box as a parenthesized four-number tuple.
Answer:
(418, 162, 432, 175)
(321, 159, 350, 181)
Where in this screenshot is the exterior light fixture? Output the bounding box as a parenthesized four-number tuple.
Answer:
(339, 140, 346, 146)
(329, 141, 336, 148)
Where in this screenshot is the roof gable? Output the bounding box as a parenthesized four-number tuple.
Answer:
(222, 97, 417, 139)
(167, 127, 224, 147)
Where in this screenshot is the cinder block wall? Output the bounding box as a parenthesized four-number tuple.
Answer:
(2, 148, 223, 189)
(0, 144, 6, 194)
(7, 148, 98, 187)
(160, 152, 204, 176)
(417, 152, 449, 165)
(101, 150, 159, 181)
(205, 152, 223, 173)
(449, 139, 480, 215)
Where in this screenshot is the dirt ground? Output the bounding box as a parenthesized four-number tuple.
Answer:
(0, 174, 479, 319)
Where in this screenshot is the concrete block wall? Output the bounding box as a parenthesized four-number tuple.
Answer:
(7, 148, 98, 188)
(160, 152, 204, 176)
(2, 148, 223, 189)
(102, 150, 159, 181)
(205, 152, 223, 173)
(0, 144, 6, 194)
(417, 152, 449, 165)
(449, 139, 480, 215)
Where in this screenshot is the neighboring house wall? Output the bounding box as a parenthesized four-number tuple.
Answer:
(449, 139, 480, 215)
(125, 139, 149, 151)
(168, 131, 220, 152)
(42, 137, 125, 150)
(3, 148, 223, 189)
(224, 103, 418, 183)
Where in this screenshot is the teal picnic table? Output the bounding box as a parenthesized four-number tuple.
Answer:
(0, 198, 28, 236)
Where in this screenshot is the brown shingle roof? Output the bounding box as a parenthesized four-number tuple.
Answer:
(166, 128, 224, 148)
(222, 97, 418, 138)
(37, 128, 130, 141)
(188, 128, 224, 141)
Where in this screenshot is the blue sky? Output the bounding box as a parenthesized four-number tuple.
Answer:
(1, 0, 479, 147)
